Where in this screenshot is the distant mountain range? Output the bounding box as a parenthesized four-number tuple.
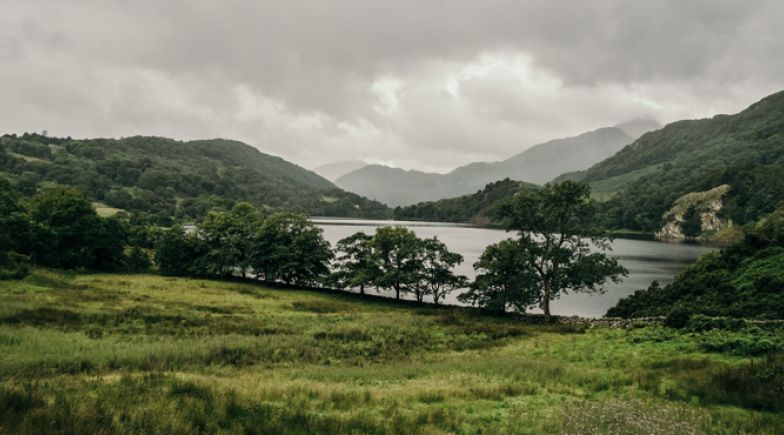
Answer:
(312, 160, 368, 181)
(0, 134, 389, 222)
(334, 121, 659, 206)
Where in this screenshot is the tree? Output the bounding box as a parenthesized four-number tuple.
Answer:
(681, 205, 702, 239)
(416, 237, 467, 304)
(332, 232, 376, 294)
(0, 178, 31, 278)
(458, 239, 538, 313)
(371, 226, 421, 300)
(125, 246, 151, 272)
(251, 212, 332, 286)
(28, 187, 125, 270)
(154, 226, 202, 276)
(483, 181, 627, 319)
(198, 202, 263, 277)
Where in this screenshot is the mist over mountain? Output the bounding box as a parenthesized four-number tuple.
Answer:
(312, 160, 368, 181)
(614, 119, 662, 139)
(335, 122, 657, 206)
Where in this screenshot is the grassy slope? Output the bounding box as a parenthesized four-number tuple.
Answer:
(1, 271, 782, 434)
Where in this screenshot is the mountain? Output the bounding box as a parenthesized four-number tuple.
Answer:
(0, 133, 390, 223)
(614, 119, 662, 139)
(393, 178, 538, 224)
(312, 160, 368, 181)
(335, 123, 654, 206)
(336, 165, 471, 207)
(560, 90, 784, 236)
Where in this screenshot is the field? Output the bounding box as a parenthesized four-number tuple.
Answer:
(1, 271, 783, 434)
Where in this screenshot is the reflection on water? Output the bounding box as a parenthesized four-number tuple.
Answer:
(313, 218, 716, 318)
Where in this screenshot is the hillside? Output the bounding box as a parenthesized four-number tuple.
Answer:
(336, 124, 648, 206)
(0, 133, 389, 223)
(393, 178, 538, 224)
(1, 270, 782, 433)
(608, 204, 784, 319)
(312, 160, 368, 181)
(560, 90, 784, 234)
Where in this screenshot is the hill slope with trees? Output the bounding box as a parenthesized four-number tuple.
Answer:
(560, 90, 784, 235)
(393, 179, 538, 224)
(607, 204, 784, 320)
(0, 133, 389, 223)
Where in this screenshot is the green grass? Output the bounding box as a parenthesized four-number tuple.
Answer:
(1, 270, 782, 434)
(589, 164, 663, 201)
(92, 202, 125, 217)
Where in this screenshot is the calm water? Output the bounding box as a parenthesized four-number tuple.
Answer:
(314, 218, 716, 318)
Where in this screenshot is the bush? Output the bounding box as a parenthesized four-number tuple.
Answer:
(685, 315, 747, 332)
(0, 253, 31, 280)
(125, 247, 151, 272)
(664, 305, 691, 329)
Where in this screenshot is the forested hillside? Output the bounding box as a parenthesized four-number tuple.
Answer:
(393, 179, 537, 224)
(608, 204, 784, 320)
(0, 133, 389, 223)
(562, 91, 784, 233)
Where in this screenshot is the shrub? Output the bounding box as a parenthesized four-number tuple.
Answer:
(664, 304, 691, 328)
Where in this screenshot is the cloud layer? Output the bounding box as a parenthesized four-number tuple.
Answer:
(2, 0, 783, 172)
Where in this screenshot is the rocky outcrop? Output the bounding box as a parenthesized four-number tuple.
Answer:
(655, 184, 733, 241)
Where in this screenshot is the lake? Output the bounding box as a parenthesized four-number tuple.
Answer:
(314, 218, 716, 318)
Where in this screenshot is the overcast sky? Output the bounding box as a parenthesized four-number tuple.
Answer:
(1, 1, 783, 173)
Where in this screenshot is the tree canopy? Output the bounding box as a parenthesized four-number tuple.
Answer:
(463, 181, 627, 318)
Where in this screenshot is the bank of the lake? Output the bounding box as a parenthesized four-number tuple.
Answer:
(313, 218, 715, 318)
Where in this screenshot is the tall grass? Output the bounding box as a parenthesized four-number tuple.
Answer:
(0, 270, 782, 433)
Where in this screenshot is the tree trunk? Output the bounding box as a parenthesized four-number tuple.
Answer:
(395, 285, 400, 300)
(542, 281, 551, 321)
(359, 283, 365, 295)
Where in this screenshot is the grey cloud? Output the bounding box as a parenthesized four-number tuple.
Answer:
(0, 0, 782, 170)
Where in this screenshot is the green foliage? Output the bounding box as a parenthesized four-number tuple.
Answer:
(562, 91, 784, 232)
(0, 177, 32, 278)
(154, 227, 202, 276)
(197, 202, 264, 277)
(124, 246, 152, 272)
(415, 237, 467, 304)
(27, 187, 126, 270)
(608, 205, 784, 319)
(250, 212, 333, 285)
(0, 133, 389, 222)
(463, 181, 627, 318)
(681, 205, 702, 239)
(331, 232, 376, 294)
(370, 226, 422, 299)
(332, 230, 466, 303)
(459, 239, 538, 313)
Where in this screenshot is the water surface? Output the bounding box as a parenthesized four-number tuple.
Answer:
(314, 218, 715, 318)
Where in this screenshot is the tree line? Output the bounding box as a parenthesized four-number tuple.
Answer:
(1, 177, 626, 320)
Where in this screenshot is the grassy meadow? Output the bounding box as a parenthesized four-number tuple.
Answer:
(1, 270, 783, 434)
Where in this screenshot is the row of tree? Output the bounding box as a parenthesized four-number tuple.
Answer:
(153, 181, 627, 318)
(2, 176, 627, 320)
(153, 204, 469, 305)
